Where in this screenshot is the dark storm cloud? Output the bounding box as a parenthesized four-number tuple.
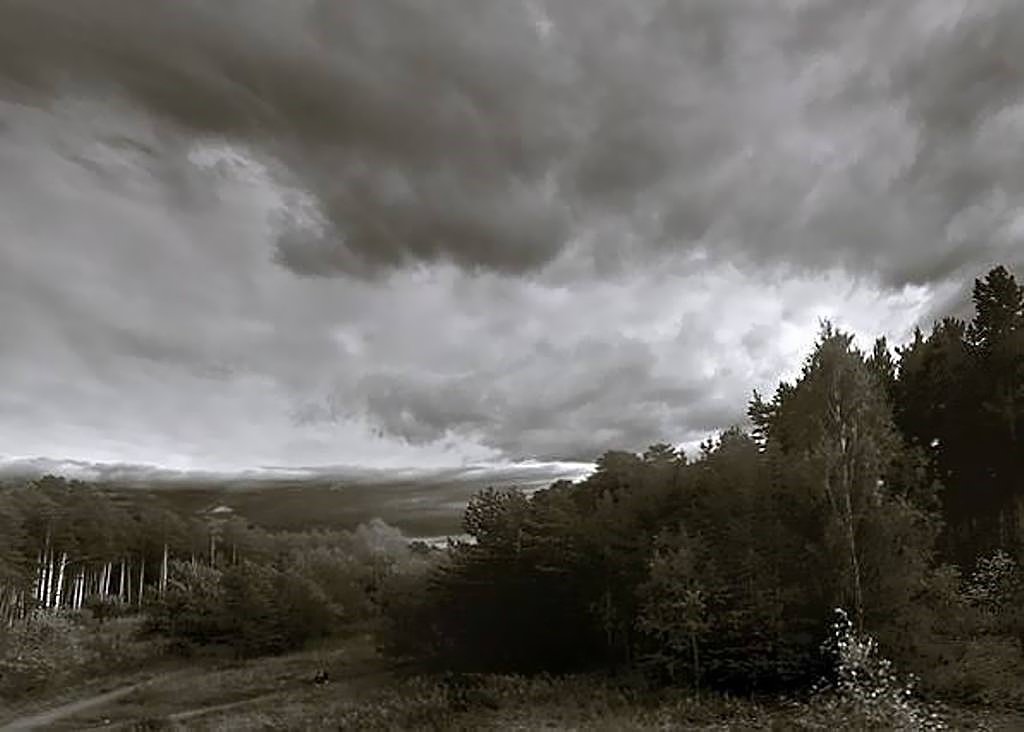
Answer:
(0, 0, 575, 276)
(3, 1, 1023, 285)
(1, 0, 1020, 470)
(887, 4, 1024, 284)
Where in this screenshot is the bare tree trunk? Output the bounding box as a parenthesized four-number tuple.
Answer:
(35, 549, 45, 607)
(39, 547, 50, 608)
(842, 484, 864, 631)
(76, 569, 85, 610)
(836, 420, 865, 631)
(161, 543, 169, 595)
(45, 548, 57, 609)
(138, 560, 145, 607)
(37, 528, 52, 609)
(828, 381, 866, 632)
(119, 559, 127, 602)
(54, 552, 68, 611)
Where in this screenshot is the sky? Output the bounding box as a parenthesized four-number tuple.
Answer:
(0, 0, 1022, 482)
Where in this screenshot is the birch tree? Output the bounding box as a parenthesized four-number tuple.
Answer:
(765, 323, 902, 631)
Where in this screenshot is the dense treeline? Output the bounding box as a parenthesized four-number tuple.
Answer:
(893, 265, 1024, 564)
(0, 477, 198, 621)
(379, 264, 1024, 704)
(143, 517, 428, 657)
(0, 474, 427, 683)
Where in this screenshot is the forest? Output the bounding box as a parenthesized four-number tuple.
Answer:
(0, 264, 1022, 729)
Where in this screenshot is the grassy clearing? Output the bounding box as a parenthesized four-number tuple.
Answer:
(0, 615, 183, 724)
(48, 632, 384, 729)
(69, 666, 1024, 731)
(5, 629, 1024, 730)
(191, 677, 1024, 732)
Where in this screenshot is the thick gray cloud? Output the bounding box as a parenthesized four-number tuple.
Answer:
(0, 0, 576, 276)
(0, 0, 1020, 474)
(2, 0, 1022, 283)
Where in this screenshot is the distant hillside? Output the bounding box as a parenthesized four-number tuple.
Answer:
(139, 479, 468, 537)
(0, 458, 589, 538)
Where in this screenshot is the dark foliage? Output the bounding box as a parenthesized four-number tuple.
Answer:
(378, 265, 1024, 701)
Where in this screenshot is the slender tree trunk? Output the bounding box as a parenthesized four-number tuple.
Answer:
(35, 549, 45, 607)
(138, 560, 145, 607)
(827, 385, 866, 632)
(842, 485, 864, 631)
(45, 549, 56, 609)
(37, 528, 52, 609)
(161, 543, 169, 595)
(837, 426, 865, 631)
(39, 548, 50, 608)
(54, 552, 67, 611)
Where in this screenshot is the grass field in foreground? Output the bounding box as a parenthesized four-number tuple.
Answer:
(4, 634, 1017, 731)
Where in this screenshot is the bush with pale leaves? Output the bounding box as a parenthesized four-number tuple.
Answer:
(794, 608, 948, 730)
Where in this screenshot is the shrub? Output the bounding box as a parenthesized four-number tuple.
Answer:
(144, 559, 337, 658)
(794, 608, 947, 730)
(911, 552, 1024, 707)
(144, 561, 227, 653)
(962, 549, 1023, 637)
(0, 612, 87, 700)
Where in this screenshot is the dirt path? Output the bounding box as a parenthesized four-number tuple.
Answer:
(160, 665, 400, 726)
(163, 689, 292, 725)
(0, 675, 173, 731)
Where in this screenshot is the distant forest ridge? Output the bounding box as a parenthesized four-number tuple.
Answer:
(0, 472, 571, 539)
